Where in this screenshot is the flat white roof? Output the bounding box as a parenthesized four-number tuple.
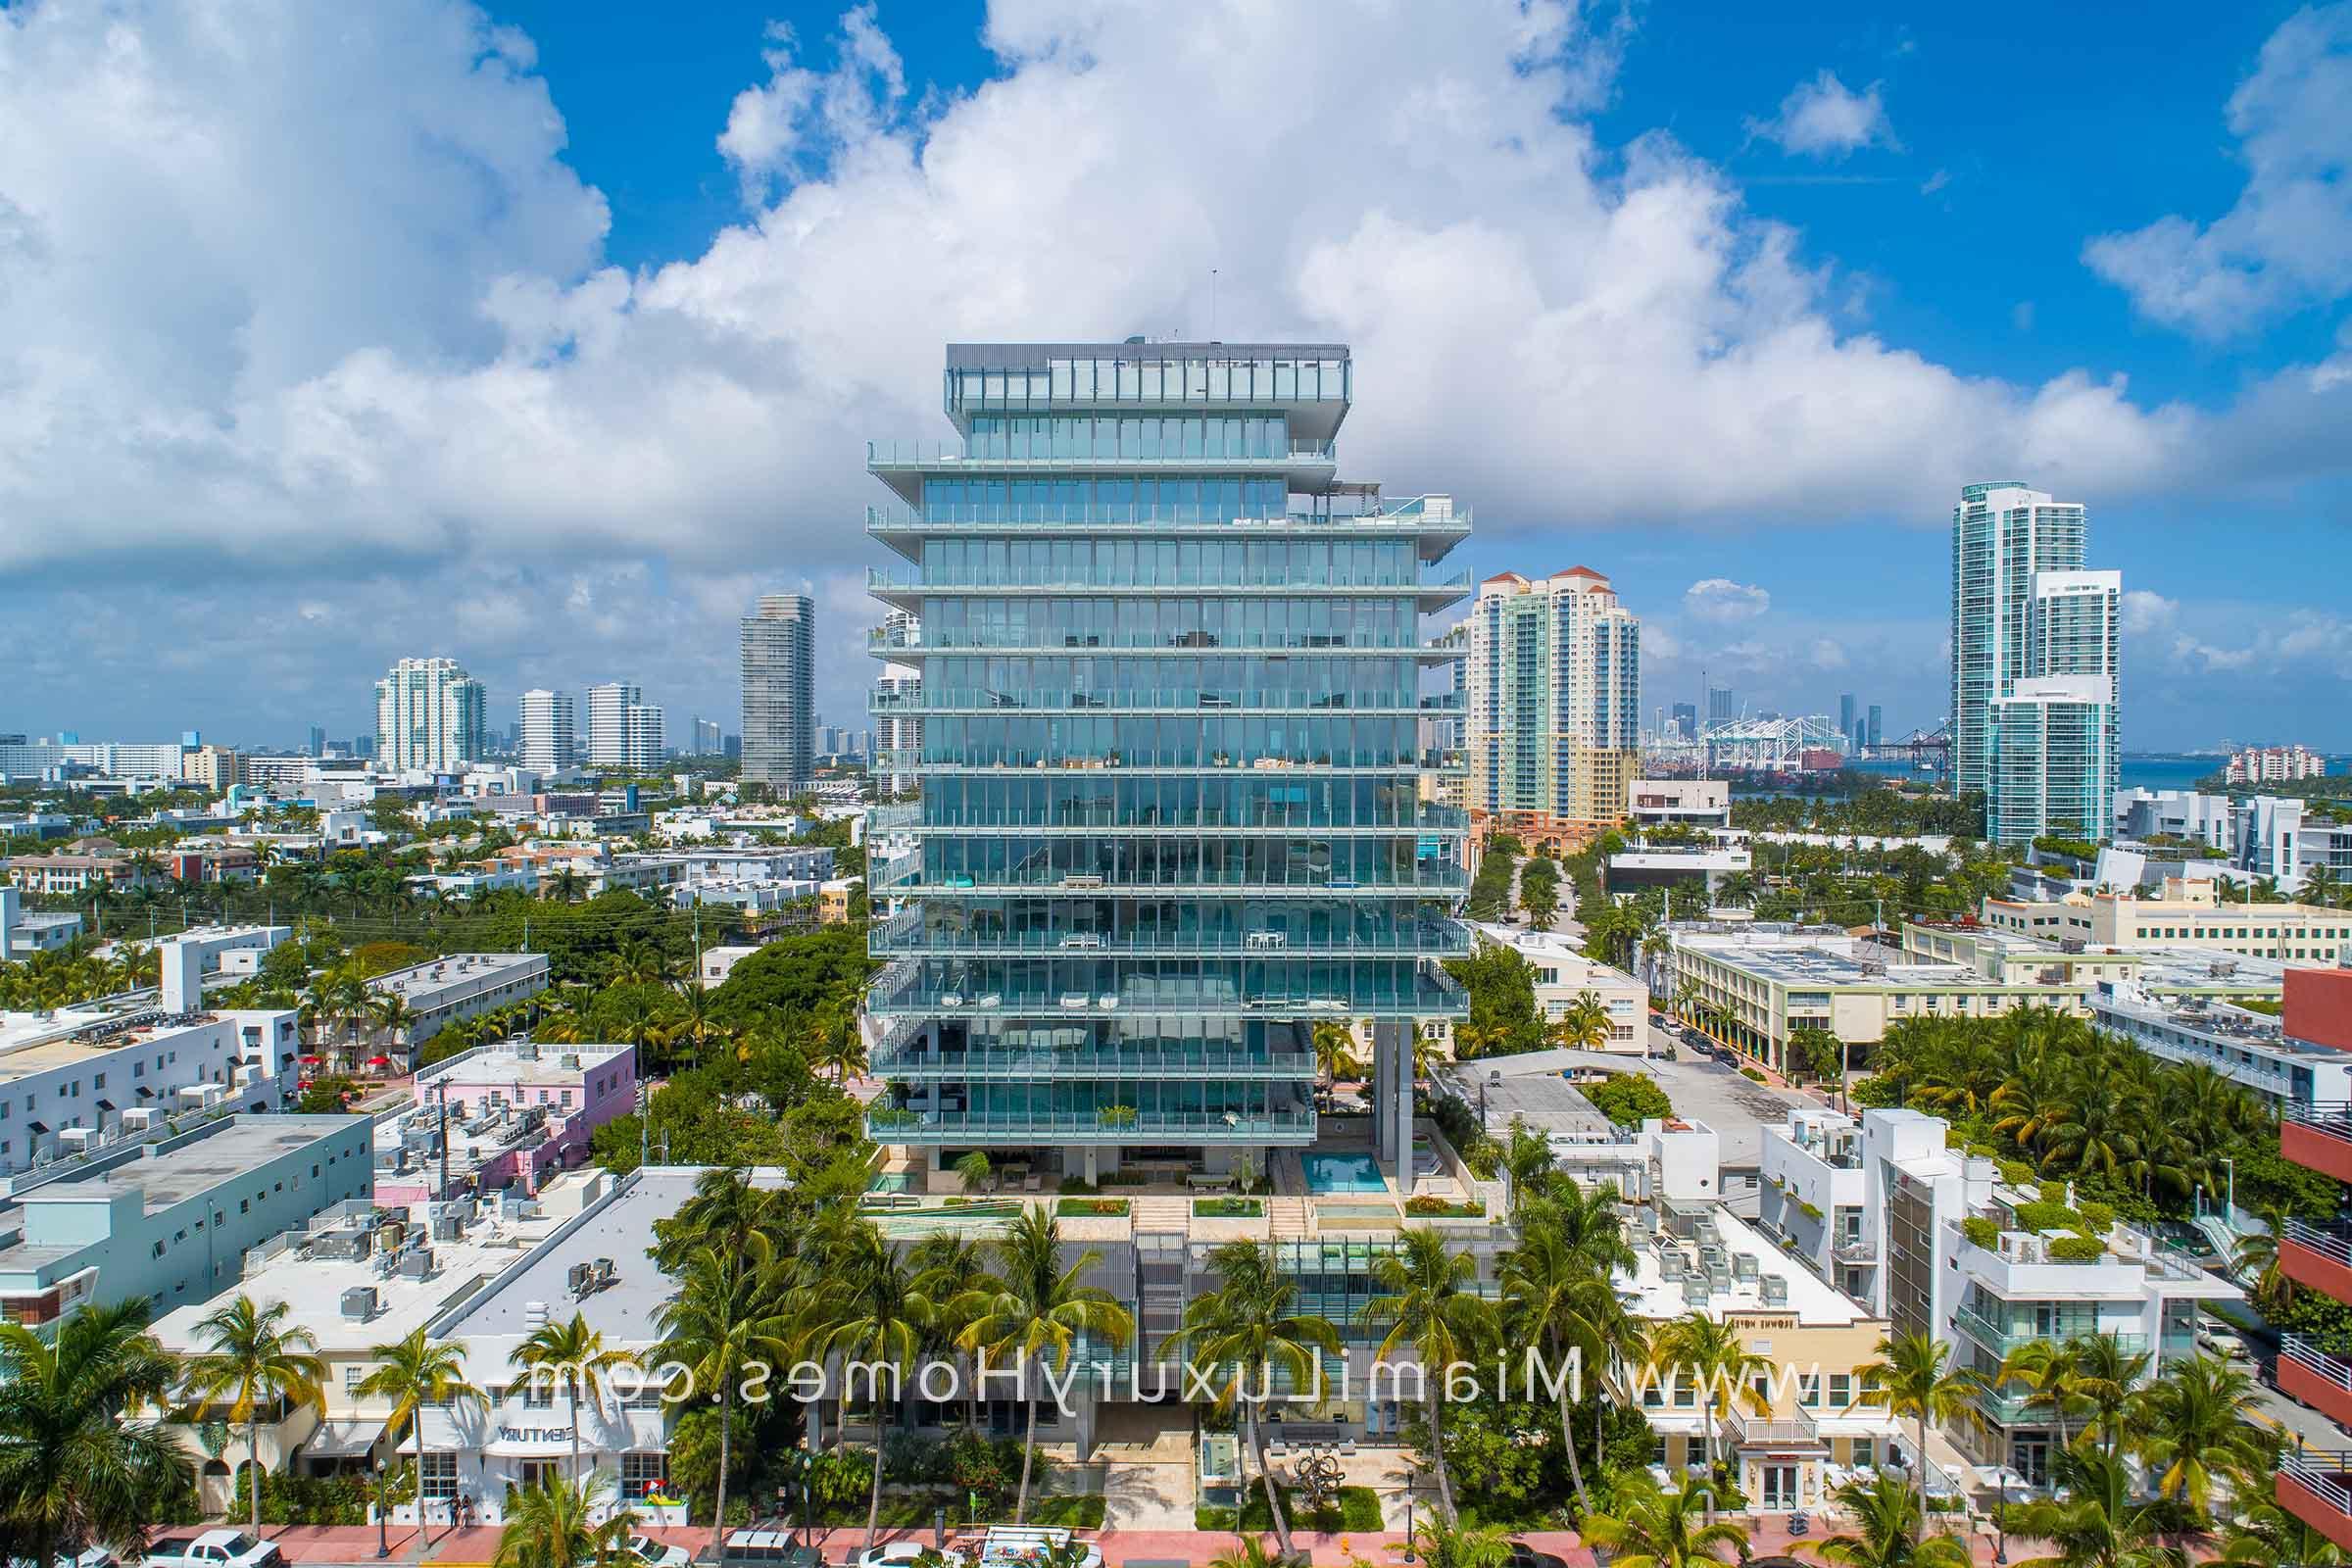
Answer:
(369, 953, 546, 1002)
(1619, 1204, 1873, 1327)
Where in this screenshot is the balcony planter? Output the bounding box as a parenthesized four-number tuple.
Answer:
(1099, 1104, 1139, 1128)
(869, 1107, 918, 1129)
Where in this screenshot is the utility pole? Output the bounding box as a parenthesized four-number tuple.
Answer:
(437, 1078, 451, 1198)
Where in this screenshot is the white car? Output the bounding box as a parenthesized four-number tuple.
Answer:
(618, 1539, 690, 1568)
(849, 1546, 971, 1568)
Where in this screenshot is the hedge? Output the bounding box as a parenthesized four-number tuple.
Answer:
(1199, 1486, 1384, 1534)
(1962, 1216, 2000, 1250)
(1998, 1160, 2036, 1187)
(2047, 1236, 2109, 1263)
(1055, 1198, 1130, 1217)
(2013, 1200, 2080, 1234)
(2077, 1200, 2116, 1234)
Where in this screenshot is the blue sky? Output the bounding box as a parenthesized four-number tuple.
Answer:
(1, 0, 2346, 751)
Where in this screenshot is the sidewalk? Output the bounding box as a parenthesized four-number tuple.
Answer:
(256, 1517, 2034, 1567)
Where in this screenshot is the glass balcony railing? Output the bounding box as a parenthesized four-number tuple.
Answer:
(864, 969, 1467, 1020)
(869, 686, 1441, 714)
(868, 747, 1470, 776)
(868, 439, 1338, 466)
(1954, 1304, 2147, 1357)
(869, 566, 1470, 596)
(865, 503, 1472, 535)
(870, 1046, 1318, 1081)
(866, 910, 1473, 958)
(870, 806, 1470, 833)
(890, 867, 1470, 896)
(867, 1107, 1319, 1145)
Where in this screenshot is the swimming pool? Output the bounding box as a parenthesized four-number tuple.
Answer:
(1301, 1152, 1388, 1194)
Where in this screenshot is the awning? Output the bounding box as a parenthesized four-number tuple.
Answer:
(136, 1086, 154, 1100)
(97, 1100, 116, 1111)
(299, 1418, 387, 1459)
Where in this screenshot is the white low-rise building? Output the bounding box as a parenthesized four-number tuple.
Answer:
(1456, 924, 1647, 1051)
(151, 1177, 593, 1511)
(366, 953, 552, 1064)
(415, 1165, 785, 1524)
(697, 944, 763, 986)
(0, 1002, 297, 1180)
(2092, 984, 2352, 1107)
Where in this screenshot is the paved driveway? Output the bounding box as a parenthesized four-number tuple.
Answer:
(1482, 1023, 1815, 1167)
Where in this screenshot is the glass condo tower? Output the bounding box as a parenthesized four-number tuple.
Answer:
(864, 342, 1471, 1185)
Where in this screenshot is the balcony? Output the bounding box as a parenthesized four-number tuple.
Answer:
(1723, 1403, 1824, 1452)
(1831, 1234, 1879, 1263)
(866, 1106, 1318, 1146)
(868, 686, 1448, 716)
(869, 1046, 1318, 1082)
(2284, 1103, 2352, 1187)
(864, 967, 1468, 1021)
(2282, 1338, 2352, 1431)
(887, 869, 1471, 897)
(867, 909, 1474, 959)
(1953, 1305, 2145, 1358)
(2279, 1450, 2352, 1553)
(2285, 1219, 2352, 1303)
(863, 501, 1472, 547)
(868, 806, 1471, 832)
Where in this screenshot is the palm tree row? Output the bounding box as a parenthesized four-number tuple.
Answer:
(1870, 1006, 2271, 1206)
(646, 1169, 1136, 1560)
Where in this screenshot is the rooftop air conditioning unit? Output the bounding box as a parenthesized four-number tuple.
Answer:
(398, 1249, 434, 1279)
(341, 1287, 379, 1321)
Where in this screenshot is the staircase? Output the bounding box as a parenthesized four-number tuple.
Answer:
(1131, 1194, 1192, 1233)
(1269, 1195, 1312, 1241)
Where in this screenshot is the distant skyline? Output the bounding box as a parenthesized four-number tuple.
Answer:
(2, 0, 2347, 750)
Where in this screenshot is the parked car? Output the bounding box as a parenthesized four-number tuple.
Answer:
(143, 1533, 284, 1568)
(849, 1546, 970, 1568)
(617, 1538, 691, 1568)
(1506, 1544, 1569, 1568)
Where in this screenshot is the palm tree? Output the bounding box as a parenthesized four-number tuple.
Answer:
(2065, 1332, 2149, 1461)
(547, 864, 586, 903)
(653, 1247, 791, 1562)
(2222, 1499, 2348, 1566)
(952, 1208, 1135, 1522)
(1360, 1227, 1491, 1524)
(1164, 1241, 1343, 1560)
(356, 1329, 485, 1551)
(511, 1311, 638, 1484)
(1856, 1331, 1984, 1544)
(1806, 1472, 1972, 1568)
(2303, 865, 2347, 910)
(1309, 1019, 1362, 1106)
(909, 1235, 994, 1434)
(1650, 1313, 1771, 1513)
(0, 1299, 193, 1568)
(2235, 1209, 2290, 1311)
(2011, 1446, 2200, 1568)
(808, 1223, 937, 1551)
(180, 1296, 328, 1535)
(1207, 1539, 1287, 1568)
(1547, 990, 1612, 1054)
(1580, 1474, 1747, 1568)
(492, 1469, 635, 1568)
(2131, 1352, 2264, 1511)
(368, 993, 418, 1060)
(1995, 1338, 2086, 1450)
(1499, 1200, 1632, 1513)
(1406, 1517, 1516, 1568)
(666, 983, 730, 1069)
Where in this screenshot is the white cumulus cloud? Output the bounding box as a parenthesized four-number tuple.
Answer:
(2083, 3, 2352, 337)
(1748, 71, 1900, 160)
(2121, 589, 2179, 634)
(1684, 578, 1773, 622)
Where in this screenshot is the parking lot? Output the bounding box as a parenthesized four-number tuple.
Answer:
(1474, 1018, 1815, 1167)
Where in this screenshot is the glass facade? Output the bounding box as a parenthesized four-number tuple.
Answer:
(865, 341, 1471, 1165)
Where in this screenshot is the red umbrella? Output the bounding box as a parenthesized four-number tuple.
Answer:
(366, 1055, 392, 1067)
(299, 1054, 323, 1064)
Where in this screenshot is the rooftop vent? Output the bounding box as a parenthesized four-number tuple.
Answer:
(340, 1286, 379, 1322)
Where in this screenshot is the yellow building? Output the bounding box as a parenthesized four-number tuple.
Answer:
(1464, 568, 1639, 857)
(1981, 883, 2352, 962)
(1623, 1201, 1902, 1507)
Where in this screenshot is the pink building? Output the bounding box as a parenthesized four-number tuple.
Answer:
(379, 1041, 637, 1203)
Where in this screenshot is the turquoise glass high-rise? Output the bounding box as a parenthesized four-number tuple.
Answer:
(863, 342, 1471, 1185)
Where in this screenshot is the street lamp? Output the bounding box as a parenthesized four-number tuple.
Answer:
(1401, 1494, 1415, 1562)
(373, 1458, 391, 1560)
(1993, 1465, 2009, 1565)
(2223, 1154, 2236, 1217)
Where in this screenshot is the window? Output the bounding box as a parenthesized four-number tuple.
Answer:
(419, 1452, 458, 1501)
(620, 1452, 666, 1501)
(1829, 1373, 1851, 1407)
(346, 1365, 367, 1392)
